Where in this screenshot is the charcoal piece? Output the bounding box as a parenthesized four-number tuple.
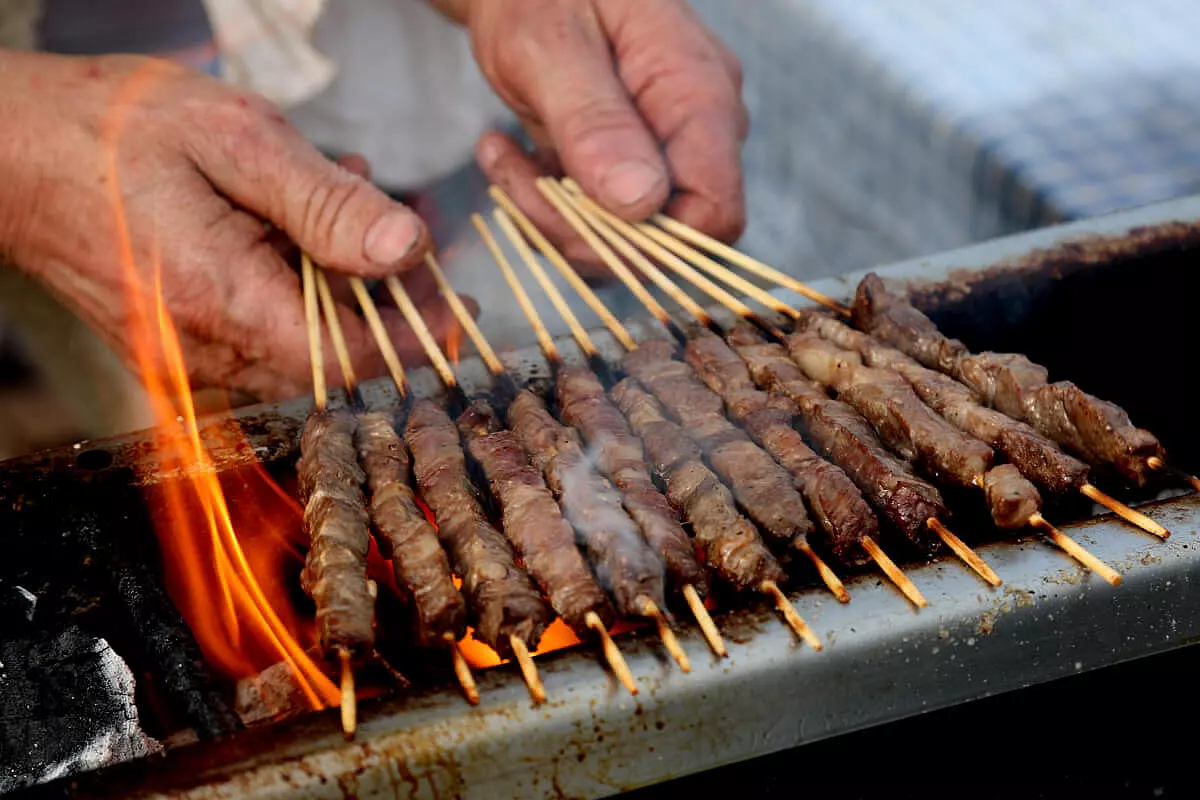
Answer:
(0, 625, 161, 794)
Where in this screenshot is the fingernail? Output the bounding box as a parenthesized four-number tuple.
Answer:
(477, 135, 503, 171)
(599, 160, 666, 208)
(364, 208, 421, 266)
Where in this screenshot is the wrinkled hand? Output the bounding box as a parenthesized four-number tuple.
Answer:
(0, 51, 470, 402)
(456, 0, 748, 268)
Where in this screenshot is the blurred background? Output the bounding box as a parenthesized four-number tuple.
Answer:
(3, 0, 1200, 459)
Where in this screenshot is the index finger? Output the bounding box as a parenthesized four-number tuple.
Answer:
(601, 1, 748, 242)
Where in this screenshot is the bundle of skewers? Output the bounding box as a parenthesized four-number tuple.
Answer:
(291, 175, 1192, 740)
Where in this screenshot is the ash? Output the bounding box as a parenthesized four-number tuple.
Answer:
(0, 622, 161, 794)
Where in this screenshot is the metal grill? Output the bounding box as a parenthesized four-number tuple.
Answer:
(4, 195, 1200, 800)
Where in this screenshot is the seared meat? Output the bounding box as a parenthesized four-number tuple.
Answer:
(852, 273, 1164, 487)
(682, 329, 876, 568)
(556, 365, 709, 595)
(726, 325, 946, 556)
(297, 408, 376, 657)
(507, 389, 666, 618)
(622, 339, 814, 545)
(458, 398, 615, 635)
(406, 400, 550, 658)
(800, 312, 1090, 495)
(357, 411, 466, 649)
(611, 377, 785, 591)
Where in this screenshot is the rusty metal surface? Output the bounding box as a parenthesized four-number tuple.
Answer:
(10, 194, 1200, 799)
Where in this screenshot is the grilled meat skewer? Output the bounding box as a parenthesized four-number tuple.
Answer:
(356, 411, 467, 650)
(405, 399, 552, 659)
(458, 397, 617, 636)
(785, 331, 995, 491)
(507, 388, 668, 619)
(681, 329, 876, 567)
(725, 325, 947, 555)
(782, 331, 1044, 531)
(611, 377, 786, 590)
(621, 339, 815, 547)
(799, 312, 1091, 496)
(297, 408, 376, 657)
(555, 365, 711, 596)
(852, 273, 1163, 487)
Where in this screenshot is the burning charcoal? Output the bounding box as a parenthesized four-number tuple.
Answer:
(0, 625, 161, 794)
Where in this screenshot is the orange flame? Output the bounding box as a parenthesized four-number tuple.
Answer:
(104, 63, 336, 710)
(446, 319, 462, 368)
(413, 498, 587, 669)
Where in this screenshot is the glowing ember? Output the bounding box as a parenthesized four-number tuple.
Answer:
(103, 65, 335, 711)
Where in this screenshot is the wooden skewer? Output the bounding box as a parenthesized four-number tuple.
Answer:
(319, 270, 483, 706)
(683, 584, 726, 658)
(603, 229, 1171, 543)
(538, 194, 861, 606)
(559, 178, 794, 334)
(1029, 513, 1122, 586)
(760, 580, 822, 651)
(542, 179, 717, 328)
(643, 598, 691, 673)
(1080, 483, 1169, 539)
(578, 232, 996, 594)
(303, 259, 356, 736)
(339, 647, 356, 740)
(489, 185, 638, 351)
(649, 212, 851, 316)
(535, 178, 680, 331)
(1147, 455, 1200, 493)
(794, 542, 850, 603)
(491, 208, 598, 358)
(419, 253, 508, 379)
(860, 536, 928, 608)
(561, 182, 763, 326)
(314, 268, 357, 394)
(379, 286, 551, 704)
(927, 517, 1002, 587)
(347, 277, 407, 394)
(474, 213, 563, 363)
(383, 269, 459, 388)
(302, 254, 328, 410)
(445, 631, 481, 705)
(509, 634, 547, 705)
(480, 209, 728, 659)
(586, 611, 638, 695)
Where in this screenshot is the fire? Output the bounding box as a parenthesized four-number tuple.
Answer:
(104, 63, 336, 710)
(414, 499, 586, 669)
(446, 319, 462, 368)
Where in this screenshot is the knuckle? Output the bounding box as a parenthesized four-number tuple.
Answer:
(297, 173, 368, 255)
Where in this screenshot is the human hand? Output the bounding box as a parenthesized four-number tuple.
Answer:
(450, 0, 747, 270)
(0, 51, 472, 402)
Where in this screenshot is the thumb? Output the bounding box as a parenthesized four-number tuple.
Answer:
(498, 9, 669, 220)
(189, 96, 429, 277)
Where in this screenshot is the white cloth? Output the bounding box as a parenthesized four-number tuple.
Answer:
(281, 0, 512, 189)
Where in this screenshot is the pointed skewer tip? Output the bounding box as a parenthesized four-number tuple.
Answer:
(683, 584, 727, 658)
(338, 647, 357, 741)
(445, 632, 481, 705)
(509, 635, 547, 706)
(760, 580, 823, 651)
(1080, 483, 1170, 539)
(586, 612, 638, 695)
(927, 516, 1002, 587)
(643, 598, 691, 673)
(795, 542, 850, 603)
(860, 537, 928, 609)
